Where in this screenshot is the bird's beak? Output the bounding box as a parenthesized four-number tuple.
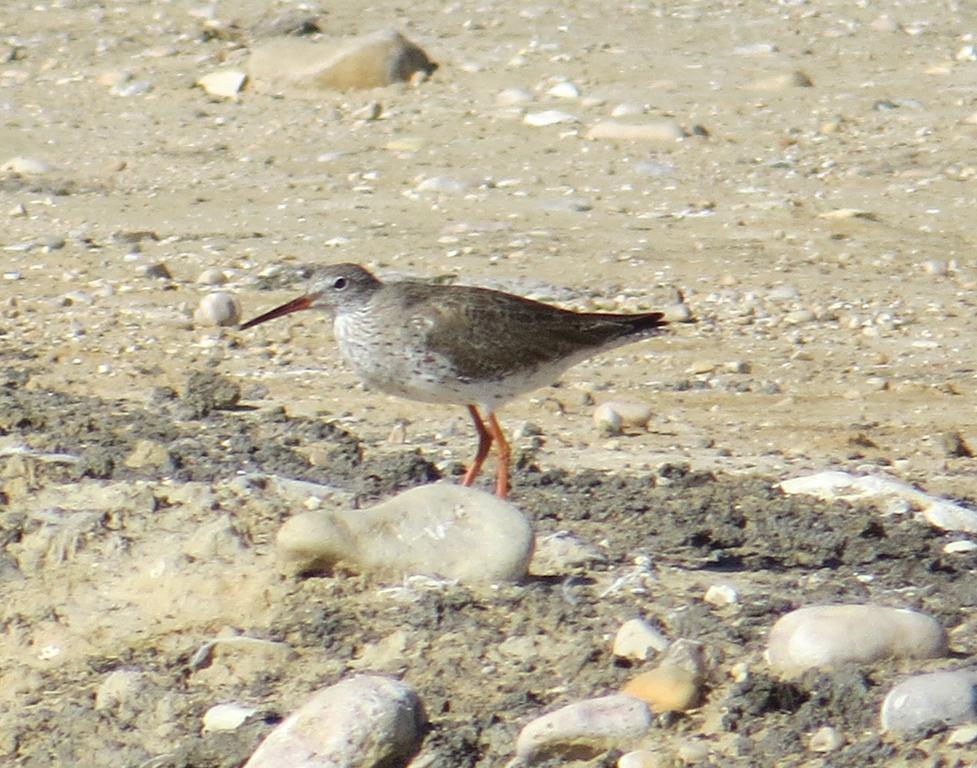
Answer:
(239, 293, 321, 330)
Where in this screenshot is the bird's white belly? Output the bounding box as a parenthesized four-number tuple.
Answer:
(333, 313, 576, 408)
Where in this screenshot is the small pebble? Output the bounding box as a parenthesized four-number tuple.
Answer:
(203, 702, 257, 732)
(783, 309, 816, 325)
(748, 70, 813, 90)
(675, 740, 709, 763)
(244, 675, 424, 768)
(546, 81, 579, 99)
(139, 262, 172, 280)
(703, 583, 739, 607)
(514, 694, 652, 764)
(415, 176, 468, 194)
(197, 70, 247, 99)
(611, 102, 646, 118)
(197, 268, 228, 286)
(612, 618, 669, 661)
(587, 120, 685, 142)
(947, 723, 977, 745)
(880, 669, 977, 734)
(524, 110, 578, 127)
(944, 540, 977, 554)
(496, 87, 533, 106)
(621, 640, 704, 713)
(1, 156, 52, 175)
(276, 484, 534, 584)
(766, 604, 947, 676)
(593, 401, 653, 435)
(808, 726, 844, 752)
(617, 750, 661, 768)
(193, 292, 242, 327)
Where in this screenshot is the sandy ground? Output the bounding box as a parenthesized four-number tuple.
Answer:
(2, 0, 977, 766)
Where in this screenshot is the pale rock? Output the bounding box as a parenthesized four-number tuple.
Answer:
(192, 635, 298, 686)
(197, 70, 247, 99)
(197, 268, 228, 286)
(244, 675, 424, 768)
(617, 750, 662, 768)
(203, 702, 257, 732)
(94, 670, 150, 715)
(587, 120, 685, 142)
(547, 81, 579, 99)
(124, 439, 171, 470)
(1, 156, 52, 175)
(784, 309, 816, 325)
(748, 70, 813, 90)
(703, 583, 739, 607)
(621, 640, 704, 712)
(496, 87, 533, 106)
(531, 531, 606, 573)
(249, 30, 437, 93)
(611, 102, 646, 118)
(194, 291, 241, 327)
(524, 110, 578, 127)
(766, 605, 947, 676)
(948, 723, 977, 745)
(593, 401, 653, 435)
(276, 483, 534, 585)
(182, 515, 245, 560)
(880, 669, 977, 734)
(613, 618, 669, 661)
(415, 176, 469, 194)
(512, 694, 652, 765)
(663, 302, 693, 322)
(808, 725, 844, 752)
(675, 740, 709, 763)
(780, 470, 977, 533)
(944, 540, 977, 554)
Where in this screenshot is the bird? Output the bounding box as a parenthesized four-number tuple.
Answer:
(240, 263, 682, 498)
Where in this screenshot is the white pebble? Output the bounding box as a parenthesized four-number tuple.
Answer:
(1, 156, 52, 175)
(197, 70, 247, 99)
(880, 669, 977, 734)
(514, 694, 652, 764)
(610, 102, 646, 118)
(808, 726, 844, 752)
(194, 291, 242, 327)
(244, 675, 424, 768)
(617, 750, 660, 768)
(524, 110, 578, 127)
(496, 87, 533, 106)
(203, 702, 257, 732)
(593, 401, 653, 435)
(276, 483, 534, 585)
(415, 176, 469, 194)
(922, 259, 948, 276)
(197, 268, 228, 286)
(784, 308, 816, 325)
(944, 540, 977, 554)
(948, 723, 977, 745)
(613, 618, 669, 661)
(703, 583, 739, 607)
(587, 121, 685, 142)
(766, 604, 947, 676)
(547, 81, 579, 99)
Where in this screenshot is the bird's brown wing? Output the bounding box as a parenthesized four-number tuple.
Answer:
(401, 283, 661, 382)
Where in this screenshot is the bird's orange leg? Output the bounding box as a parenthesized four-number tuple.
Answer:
(462, 405, 493, 487)
(486, 412, 510, 499)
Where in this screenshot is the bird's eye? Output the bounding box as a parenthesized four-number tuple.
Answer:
(333, 277, 348, 290)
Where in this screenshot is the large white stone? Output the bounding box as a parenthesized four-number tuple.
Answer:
(512, 694, 653, 765)
(244, 675, 424, 768)
(880, 669, 977, 734)
(276, 483, 534, 584)
(766, 605, 947, 676)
